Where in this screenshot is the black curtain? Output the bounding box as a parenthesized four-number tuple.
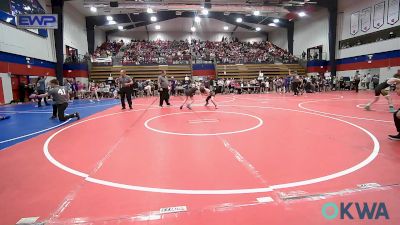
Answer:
(51, 0, 64, 85)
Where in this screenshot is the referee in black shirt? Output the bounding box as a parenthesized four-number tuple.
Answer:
(118, 70, 133, 110)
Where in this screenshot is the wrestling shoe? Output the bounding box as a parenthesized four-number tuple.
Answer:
(180, 105, 183, 110)
(388, 133, 400, 141)
(389, 106, 396, 113)
(364, 105, 371, 111)
(75, 112, 80, 120)
(205, 102, 209, 106)
(187, 105, 192, 110)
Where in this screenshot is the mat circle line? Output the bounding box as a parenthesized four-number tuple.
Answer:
(43, 105, 380, 194)
(144, 111, 263, 136)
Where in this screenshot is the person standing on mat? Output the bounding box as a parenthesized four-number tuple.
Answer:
(33, 79, 80, 121)
(118, 70, 133, 110)
(364, 73, 400, 113)
(353, 71, 361, 93)
(200, 87, 217, 109)
(158, 70, 171, 107)
(36, 75, 50, 107)
(180, 86, 197, 110)
(389, 81, 400, 140)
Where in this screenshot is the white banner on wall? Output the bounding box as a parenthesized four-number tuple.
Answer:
(350, 11, 360, 35)
(360, 7, 372, 32)
(387, 0, 400, 25)
(373, 1, 385, 28)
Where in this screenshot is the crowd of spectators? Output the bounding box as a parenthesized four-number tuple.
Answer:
(93, 40, 124, 58)
(123, 40, 192, 65)
(93, 38, 298, 65)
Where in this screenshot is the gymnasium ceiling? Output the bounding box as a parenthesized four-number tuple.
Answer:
(66, 0, 326, 33)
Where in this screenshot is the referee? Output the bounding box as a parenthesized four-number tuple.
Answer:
(118, 70, 133, 110)
(158, 70, 171, 107)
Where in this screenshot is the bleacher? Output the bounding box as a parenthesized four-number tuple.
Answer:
(90, 64, 192, 82)
(217, 63, 306, 80)
(90, 63, 306, 82)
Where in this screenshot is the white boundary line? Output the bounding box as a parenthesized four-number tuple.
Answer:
(0, 102, 119, 114)
(144, 111, 263, 136)
(43, 104, 380, 195)
(298, 99, 393, 123)
(0, 119, 71, 144)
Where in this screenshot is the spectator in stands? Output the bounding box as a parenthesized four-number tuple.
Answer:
(99, 39, 297, 65)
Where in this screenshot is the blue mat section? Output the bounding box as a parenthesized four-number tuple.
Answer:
(0, 99, 120, 150)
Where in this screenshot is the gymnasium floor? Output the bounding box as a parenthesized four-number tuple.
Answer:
(0, 92, 399, 225)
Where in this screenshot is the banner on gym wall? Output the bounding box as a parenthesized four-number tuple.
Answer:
(387, 0, 400, 25)
(373, 1, 385, 28)
(17, 14, 58, 29)
(360, 7, 372, 32)
(350, 11, 360, 35)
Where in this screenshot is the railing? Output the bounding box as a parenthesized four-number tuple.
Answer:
(89, 54, 303, 67)
(64, 54, 91, 64)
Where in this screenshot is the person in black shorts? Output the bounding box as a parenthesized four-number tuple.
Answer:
(200, 87, 217, 109)
(158, 70, 171, 107)
(180, 86, 197, 110)
(364, 74, 400, 113)
(117, 70, 133, 110)
(389, 82, 400, 141)
(33, 79, 80, 121)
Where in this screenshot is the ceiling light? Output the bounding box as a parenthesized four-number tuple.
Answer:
(253, 11, 260, 16)
(202, 9, 208, 15)
(236, 17, 242, 23)
(106, 16, 113, 21)
(256, 27, 261, 31)
(191, 26, 196, 32)
(150, 16, 157, 21)
(108, 21, 116, 25)
(118, 26, 123, 30)
(6, 17, 13, 22)
(147, 8, 154, 14)
(273, 18, 279, 23)
(298, 12, 306, 17)
(195, 16, 201, 23)
(223, 26, 228, 30)
(90, 6, 97, 12)
(155, 25, 161, 30)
